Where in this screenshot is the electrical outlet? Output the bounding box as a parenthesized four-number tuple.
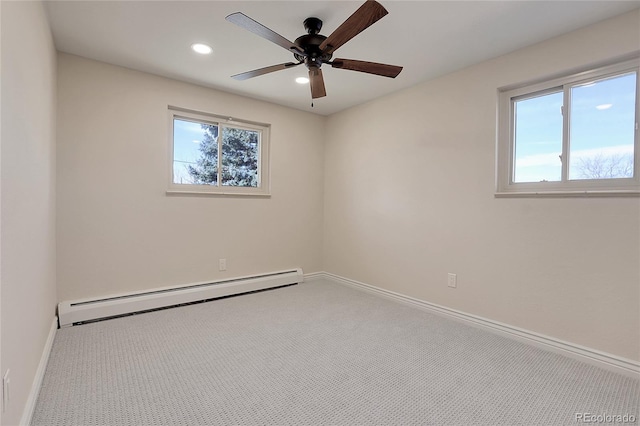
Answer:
(219, 258, 227, 271)
(3, 369, 10, 413)
(447, 273, 457, 288)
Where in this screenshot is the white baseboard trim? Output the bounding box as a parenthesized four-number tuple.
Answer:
(20, 317, 57, 426)
(303, 271, 326, 283)
(318, 272, 640, 378)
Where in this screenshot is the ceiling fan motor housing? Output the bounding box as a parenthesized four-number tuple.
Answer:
(294, 18, 332, 67)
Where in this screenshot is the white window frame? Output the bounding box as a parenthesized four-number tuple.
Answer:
(167, 106, 271, 196)
(496, 57, 640, 197)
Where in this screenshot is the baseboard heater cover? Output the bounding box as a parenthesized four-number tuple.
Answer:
(58, 268, 303, 327)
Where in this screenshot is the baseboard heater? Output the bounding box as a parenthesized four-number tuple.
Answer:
(58, 268, 303, 327)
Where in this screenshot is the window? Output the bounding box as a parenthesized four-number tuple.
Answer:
(497, 58, 639, 196)
(168, 107, 270, 196)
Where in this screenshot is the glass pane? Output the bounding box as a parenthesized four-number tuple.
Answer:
(513, 91, 563, 182)
(221, 127, 259, 187)
(569, 72, 636, 180)
(173, 118, 218, 185)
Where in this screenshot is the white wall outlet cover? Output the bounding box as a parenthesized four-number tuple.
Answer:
(447, 273, 457, 288)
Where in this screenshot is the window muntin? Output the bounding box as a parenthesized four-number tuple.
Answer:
(168, 107, 270, 195)
(497, 58, 639, 196)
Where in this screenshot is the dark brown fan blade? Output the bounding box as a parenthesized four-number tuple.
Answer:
(319, 0, 388, 55)
(226, 12, 305, 55)
(331, 59, 402, 78)
(309, 68, 326, 99)
(231, 62, 302, 80)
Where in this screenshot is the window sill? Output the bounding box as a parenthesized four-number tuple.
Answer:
(494, 190, 640, 198)
(166, 189, 271, 197)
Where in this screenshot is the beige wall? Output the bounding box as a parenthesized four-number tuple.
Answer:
(1, 2, 58, 425)
(5, 12, 636, 426)
(56, 54, 325, 302)
(324, 10, 640, 361)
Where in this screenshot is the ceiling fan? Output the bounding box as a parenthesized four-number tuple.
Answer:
(225, 0, 403, 101)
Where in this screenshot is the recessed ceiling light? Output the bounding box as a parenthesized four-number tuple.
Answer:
(191, 43, 212, 55)
(596, 103, 612, 110)
(295, 77, 309, 84)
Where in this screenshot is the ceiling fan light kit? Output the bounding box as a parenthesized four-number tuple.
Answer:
(225, 0, 403, 102)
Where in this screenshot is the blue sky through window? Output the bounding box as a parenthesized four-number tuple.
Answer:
(173, 118, 212, 184)
(569, 72, 636, 179)
(513, 71, 636, 183)
(514, 91, 563, 182)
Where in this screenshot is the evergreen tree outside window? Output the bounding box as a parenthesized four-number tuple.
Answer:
(221, 127, 259, 187)
(168, 107, 270, 195)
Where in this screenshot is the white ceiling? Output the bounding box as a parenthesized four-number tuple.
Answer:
(44, 1, 639, 116)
